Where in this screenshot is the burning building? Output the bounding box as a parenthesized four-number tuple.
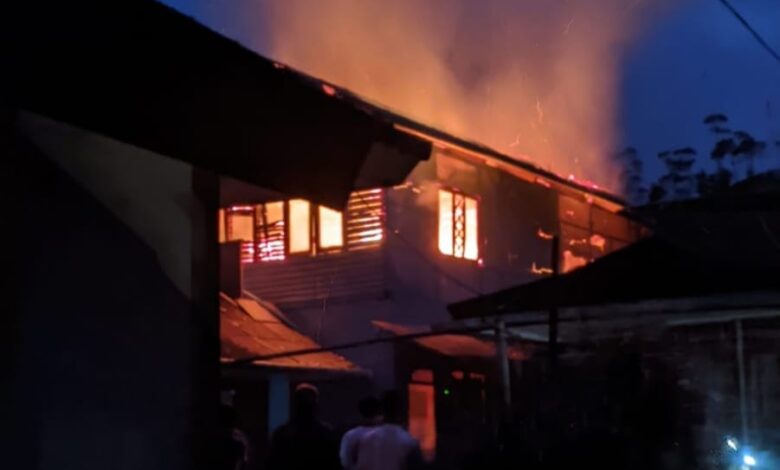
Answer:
(3, 1, 430, 469)
(217, 71, 643, 463)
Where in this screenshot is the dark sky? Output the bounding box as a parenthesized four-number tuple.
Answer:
(618, 0, 780, 180)
(165, 0, 780, 184)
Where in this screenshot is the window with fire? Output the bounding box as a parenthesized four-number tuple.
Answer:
(438, 189, 479, 261)
(219, 189, 384, 263)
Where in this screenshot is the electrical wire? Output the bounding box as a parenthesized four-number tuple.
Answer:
(716, 0, 780, 66)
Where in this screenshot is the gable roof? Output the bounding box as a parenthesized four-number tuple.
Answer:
(3, 0, 430, 208)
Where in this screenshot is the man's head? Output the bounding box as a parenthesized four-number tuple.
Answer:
(381, 390, 402, 424)
(358, 396, 383, 424)
(292, 383, 319, 421)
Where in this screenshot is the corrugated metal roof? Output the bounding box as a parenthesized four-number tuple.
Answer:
(448, 236, 780, 319)
(220, 293, 358, 372)
(372, 321, 527, 360)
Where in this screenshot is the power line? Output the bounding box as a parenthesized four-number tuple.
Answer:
(716, 0, 780, 66)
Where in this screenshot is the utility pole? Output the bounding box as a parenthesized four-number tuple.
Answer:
(496, 319, 511, 409)
(736, 319, 749, 445)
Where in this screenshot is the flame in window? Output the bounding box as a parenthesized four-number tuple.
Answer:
(465, 197, 478, 260)
(226, 206, 255, 263)
(221, 190, 385, 263)
(439, 189, 478, 260)
(318, 205, 344, 249)
(256, 202, 285, 261)
(347, 189, 385, 250)
(438, 190, 454, 256)
(288, 199, 311, 254)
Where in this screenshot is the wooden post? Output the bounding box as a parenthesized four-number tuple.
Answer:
(191, 169, 220, 470)
(496, 320, 511, 410)
(549, 236, 560, 369)
(736, 319, 749, 445)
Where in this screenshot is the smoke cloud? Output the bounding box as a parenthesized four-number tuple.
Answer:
(249, 0, 662, 191)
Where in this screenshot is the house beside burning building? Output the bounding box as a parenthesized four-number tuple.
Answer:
(218, 92, 643, 462)
(449, 174, 780, 467)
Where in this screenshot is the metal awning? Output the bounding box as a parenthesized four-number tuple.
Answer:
(451, 181, 780, 320)
(449, 236, 780, 320)
(372, 321, 528, 360)
(2, 0, 431, 208)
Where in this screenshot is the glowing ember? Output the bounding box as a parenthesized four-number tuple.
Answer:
(536, 228, 555, 240)
(530, 262, 554, 275)
(535, 177, 552, 189)
(562, 250, 588, 273)
(321, 83, 337, 96)
(589, 234, 606, 251)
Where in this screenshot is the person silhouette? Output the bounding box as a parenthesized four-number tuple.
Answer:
(267, 383, 340, 470)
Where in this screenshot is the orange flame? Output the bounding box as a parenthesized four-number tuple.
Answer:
(250, 0, 661, 191)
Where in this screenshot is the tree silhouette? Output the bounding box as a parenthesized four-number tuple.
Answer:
(731, 131, 766, 177)
(655, 148, 696, 201)
(699, 112, 735, 197)
(633, 113, 772, 204)
(614, 146, 647, 205)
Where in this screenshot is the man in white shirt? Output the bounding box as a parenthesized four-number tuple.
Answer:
(352, 422, 422, 470)
(340, 396, 383, 469)
(346, 391, 424, 470)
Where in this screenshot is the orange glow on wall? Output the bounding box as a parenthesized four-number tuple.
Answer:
(562, 249, 588, 273)
(288, 199, 311, 254)
(318, 206, 344, 249)
(411, 368, 434, 384)
(408, 383, 436, 462)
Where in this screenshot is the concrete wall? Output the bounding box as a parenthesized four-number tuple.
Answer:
(3, 112, 218, 470)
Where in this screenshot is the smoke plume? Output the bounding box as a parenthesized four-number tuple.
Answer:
(251, 0, 661, 191)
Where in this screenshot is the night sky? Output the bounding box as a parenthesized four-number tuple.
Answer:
(165, 0, 780, 184)
(618, 0, 780, 181)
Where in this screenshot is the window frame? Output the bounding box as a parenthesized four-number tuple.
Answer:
(222, 194, 370, 262)
(438, 188, 480, 261)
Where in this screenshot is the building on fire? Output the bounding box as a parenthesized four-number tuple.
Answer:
(217, 90, 643, 464)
